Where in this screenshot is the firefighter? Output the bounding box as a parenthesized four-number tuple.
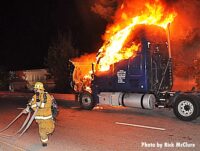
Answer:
(26, 82, 55, 147)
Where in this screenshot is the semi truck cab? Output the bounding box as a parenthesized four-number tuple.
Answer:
(71, 26, 200, 121)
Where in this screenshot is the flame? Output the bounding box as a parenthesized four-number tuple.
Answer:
(97, 0, 177, 71)
(71, 0, 177, 92)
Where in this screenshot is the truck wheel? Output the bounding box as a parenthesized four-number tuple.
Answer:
(173, 96, 199, 121)
(79, 92, 96, 110)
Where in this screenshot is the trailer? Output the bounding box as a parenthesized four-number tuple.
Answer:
(70, 25, 200, 121)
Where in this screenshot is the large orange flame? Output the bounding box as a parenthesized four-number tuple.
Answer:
(71, 0, 177, 92)
(97, 0, 177, 71)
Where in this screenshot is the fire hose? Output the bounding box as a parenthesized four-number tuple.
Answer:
(0, 110, 24, 133)
(0, 111, 31, 137)
(0, 107, 39, 138)
(18, 107, 39, 138)
(15, 111, 31, 136)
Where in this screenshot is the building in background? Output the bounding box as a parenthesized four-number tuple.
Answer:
(9, 69, 55, 92)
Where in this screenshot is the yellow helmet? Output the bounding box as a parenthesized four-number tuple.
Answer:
(34, 82, 45, 90)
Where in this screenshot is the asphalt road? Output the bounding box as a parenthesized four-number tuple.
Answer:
(0, 94, 200, 151)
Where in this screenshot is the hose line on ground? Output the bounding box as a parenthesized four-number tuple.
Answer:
(0, 111, 24, 133)
(0, 112, 31, 137)
(0, 107, 39, 138)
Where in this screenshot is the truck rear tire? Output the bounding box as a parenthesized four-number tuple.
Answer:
(79, 92, 96, 110)
(173, 95, 199, 121)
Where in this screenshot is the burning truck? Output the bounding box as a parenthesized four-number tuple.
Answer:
(70, 1, 200, 121)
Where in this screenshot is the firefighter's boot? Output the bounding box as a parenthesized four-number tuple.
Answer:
(42, 143, 47, 147)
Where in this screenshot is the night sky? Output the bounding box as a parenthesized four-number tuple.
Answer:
(0, 0, 107, 70)
(1, 0, 200, 71)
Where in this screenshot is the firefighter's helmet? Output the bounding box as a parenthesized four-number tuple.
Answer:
(34, 82, 45, 90)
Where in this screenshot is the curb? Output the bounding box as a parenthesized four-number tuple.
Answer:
(0, 91, 75, 101)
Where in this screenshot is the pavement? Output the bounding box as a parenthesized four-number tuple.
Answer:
(0, 140, 26, 151)
(0, 91, 75, 151)
(0, 91, 200, 151)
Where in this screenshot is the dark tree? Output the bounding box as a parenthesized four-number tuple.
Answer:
(0, 67, 9, 90)
(46, 32, 78, 92)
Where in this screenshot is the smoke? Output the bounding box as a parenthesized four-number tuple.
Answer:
(91, 0, 121, 21)
(168, 0, 200, 80)
(159, 0, 200, 53)
(91, 0, 200, 43)
(72, 53, 96, 63)
(91, 0, 200, 79)
(169, 0, 200, 38)
(161, 0, 200, 87)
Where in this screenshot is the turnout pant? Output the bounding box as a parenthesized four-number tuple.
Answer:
(36, 119, 55, 143)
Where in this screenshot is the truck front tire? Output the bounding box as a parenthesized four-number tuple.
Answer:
(173, 95, 199, 121)
(79, 92, 96, 110)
